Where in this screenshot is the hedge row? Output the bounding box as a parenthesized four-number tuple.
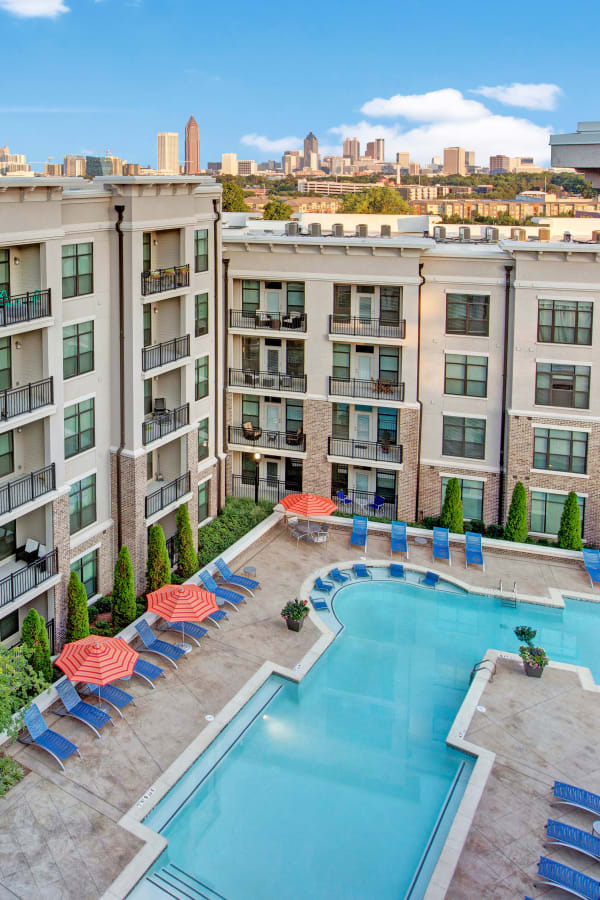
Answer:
(197, 497, 273, 568)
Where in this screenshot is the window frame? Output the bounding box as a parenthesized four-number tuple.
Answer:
(198, 417, 209, 461)
(64, 398, 95, 459)
(194, 229, 209, 273)
(69, 473, 97, 535)
(445, 293, 490, 336)
(195, 356, 209, 400)
(0, 430, 13, 478)
(535, 362, 590, 409)
(198, 481, 209, 522)
(444, 353, 488, 397)
(71, 549, 98, 599)
(195, 293, 209, 337)
(530, 490, 586, 536)
(441, 476, 484, 521)
(62, 242, 93, 299)
(533, 427, 588, 474)
(537, 299, 593, 346)
(63, 320, 95, 379)
(442, 415, 486, 460)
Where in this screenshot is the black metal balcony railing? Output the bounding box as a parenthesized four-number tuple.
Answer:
(0, 464, 55, 517)
(328, 376, 405, 402)
(0, 378, 53, 420)
(142, 403, 190, 445)
(229, 369, 307, 393)
(332, 490, 397, 520)
(142, 335, 190, 372)
(232, 475, 296, 505)
(228, 425, 306, 453)
(141, 264, 190, 296)
(165, 534, 178, 568)
(328, 437, 403, 464)
(329, 315, 406, 339)
(229, 309, 307, 333)
(0, 548, 58, 610)
(0, 289, 51, 327)
(145, 472, 191, 518)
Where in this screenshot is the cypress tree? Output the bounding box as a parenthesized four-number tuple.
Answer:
(504, 481, 528, 543)
(175, 504, 197, 578)
(20, 609, 52, 682)
(557, 491, 583, 551)
(112, 546, 137, 632)
(65, 571, 90, 643)
(440, 477, 464, 534)
(146, 524, 171, 593)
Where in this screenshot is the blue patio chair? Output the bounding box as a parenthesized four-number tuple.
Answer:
(86, 684, 135, 719)
(368, 495, 385, 514)
(421, 571, 440, 588)
(336, 490, 352, 507)
(350, 515, 368, 551)
(205, 608, 229, 629)
(551, 780, 600, 816)
(199, 570, 246, 610)
(545, 819, 600, 863)
(19, 704, 81, 772)
(315, 577, 334, 593)
(214, 557, 259, 595)
(310, 595, 328, 611)
(131, 658, 165, 689)
(135, 620, 186, 668)
(55, 679, 113, 739)
(465, 532, 485, 570)
(159, 620, 208, 647)
(390, 521, 408, 558)
(583, 548, 600, 588)
(353, 563, 371, 579)
(534, 855, 600, 899)
(329, 568, 349, 584)
(390, 564, 404, 578)
(432, 527, 451, 566)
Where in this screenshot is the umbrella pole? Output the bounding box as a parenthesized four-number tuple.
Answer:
(176, 621, 193, 654)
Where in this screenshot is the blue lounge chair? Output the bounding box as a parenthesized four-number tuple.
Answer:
(315, 577, 333, 593)
(214, 557, 259, 595)
(534, 856, 600, 899)
(86, 684, 135, 719)
(132, 658, 165, 689)
(391, 521, 408, 558)
(336, 490, 352, 507)
(368, 495, 385, 514)
(350, 515, 368, 551)
(135, 620, 186, 668)
(159, 620, 208, 647)
(583, 548, 600, 588)
(551, 780, 600, 816)
(465, 531, 485, 570)
(390, 563, 404, 578)
(199, 570, 246, 610)
(353, 563, 371, 579)
(433, 527, 451, 566)
(205, 608, 229, 629)
(19, 704, 81, 772)
(55, 679, 113, 738)
(421, 571, 440, 588)
(329, 568, 349, 584)
(545, 819, 600, 863)
(310, 595, 328, 611)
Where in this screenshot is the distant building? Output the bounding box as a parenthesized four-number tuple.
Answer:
(297, 179, 369, 196)
(123, 163, 141, 176)
(157, 132, 179, 174)
(64, 154, 86, 177)
(220, 153, 238, 175)
(185, 115, 200, 175)
(343, 137, 360, 162)
(465, 151, 476, 167)
(408, 162, 421, 176)
(207, 162, 221, 174)
(304, 131, 318, 165)
(375, 138, 385, 162)
(398, 185, 438, 201)
(443, 147, 467, 176)
(396, 152, 410, 169)
(550, 121, 600, 186)
(489, 154, 512, 174)
(43, 163, 63, 176)
(0, 146, 31, 176)
(365, 141, 376, 160)
(282, 151, 302, 175)
(86, 156, 113, 176)
(237, 159, 257, 176)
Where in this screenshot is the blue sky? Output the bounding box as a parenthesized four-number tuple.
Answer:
(0, 0, 596, 169)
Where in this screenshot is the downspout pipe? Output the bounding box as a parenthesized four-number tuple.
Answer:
(114, 205, 125, 550)
(498, 264, 512, 525)
(212, 198, 224, 513)
(414, 262, 425, 522)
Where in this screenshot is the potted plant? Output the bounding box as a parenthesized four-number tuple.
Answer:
(514, 625, 549, 678)
(281, 599, 309, 632)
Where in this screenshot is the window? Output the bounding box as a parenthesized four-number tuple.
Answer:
(332, 403, 349, 439)
(62, 243, 93, 299)
(442, 416, 486, 459)
(533, 428, 588, 474)
(445, 354, 487, 397)
(143, 233, 151, 272)
(333, 285, 351, 320)
(0, 610, 18, 641)
(146, 452, 153, 481)
(0, 520, 15, 562)
(379, 346, 399, 383)
(333, 343, 350, 380)
(331, 463, 348, 495)
(242, 336, 259, 371)
(198, 417, 209, 461)
(144, 380, 152, 417)
(69, 474, 96, 534)
(143, 304, 152, 348)
(286, 341, 304, 377)
(446, 293, 489, 336)
(0, 337, 10, 392)
(376, 470, 396, 502)
(64, 398, 95, 458)
(194, 229, 208, 273)
(286, 399, 303, 434)
(198, 481, 209, 522)
(441, 477, 484, 520)
(195, 356, 209, 400)
(63, 321, 94, 379)
(380, 286, 401, 325)
(531, 491, 585, 536)
(71, 549, 98, 599)
(0, 431, 13, 477)
(242, 394, 259, 427)
(0, 248, 9, 296)
(195, 293, 208, 337)
(535, 363, 590, 409)
(241, 453, 257, 485)
(286, 282, 305, 315)
(378, 408, 397, 444)
(242, 280, 260, 315)
(538, 299, 592, 345)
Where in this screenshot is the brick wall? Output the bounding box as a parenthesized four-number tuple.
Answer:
(51, 493, 71, 648)
(418, 463, 500, 525)
(396, 408, 419, 521)
(302, 398, 332, 496)
(112, 450, 147, 594)
(187, 429, 199, 550)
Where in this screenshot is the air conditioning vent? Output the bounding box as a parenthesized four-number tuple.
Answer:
(563, 231, 572, 242)
(332, 223, 344, 237)
(592, 231, 600, 243)
(433, 225, 446, 241)
(380, 224, 391, 237)
(308, 222, 322, 236)
(458, 226, 471, 241)
(285, 222, 299, 236)
(356, 223, 368, 238)
(485, 227, 499, 241)
(538, 227, 551, 242)
(510, 228, 526, 241)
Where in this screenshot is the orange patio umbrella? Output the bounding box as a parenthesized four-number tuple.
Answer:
(146, 583, 219, 651)
(280, 493, 337, 518)
(55, 635, 139, 697)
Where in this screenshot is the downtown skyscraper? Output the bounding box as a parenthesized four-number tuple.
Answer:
(185, 115, 200, 175)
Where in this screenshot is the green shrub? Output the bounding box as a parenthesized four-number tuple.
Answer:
(146, 524, 171, 593)
(20, 609, 52, 683)
(557, 491, 583, 551)
(65, 571, 90, 643)
(87, 605, 98, 622)
(197, 497, 273, 568)
(95, 596, 112, 614)
(0, 757, 24, 797)
(504, 481, 528, 543)
(175, 505, 197, 578)
(485, 523, 505, 539)
(112, 546, 136, 632)
(135, 596, 148, 620)
(440, 478, 463, 534)
(90, 622, 113, 637)
(422, 515, 440, 530)
(467, 518, 485, 534)
(0, 644, 48, 738)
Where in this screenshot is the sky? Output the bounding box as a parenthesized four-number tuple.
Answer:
(1, 0, 598, 170)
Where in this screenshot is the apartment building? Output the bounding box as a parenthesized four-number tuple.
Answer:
(0, 175, 221, 651)
(223, 214, 600, 546)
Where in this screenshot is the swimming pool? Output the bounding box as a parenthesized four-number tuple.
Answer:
(133, 577, 600, 899)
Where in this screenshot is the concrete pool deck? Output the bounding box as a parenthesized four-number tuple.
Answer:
(2, 518, 599, 899)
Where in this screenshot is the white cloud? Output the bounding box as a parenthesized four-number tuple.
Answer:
(241, 133, 302, 154)
(0, 0, 68, 15)
(471, 82, 561, 110)
(360, 88, 489, 121)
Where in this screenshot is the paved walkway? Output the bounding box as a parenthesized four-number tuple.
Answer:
(1, 520, 596, 898)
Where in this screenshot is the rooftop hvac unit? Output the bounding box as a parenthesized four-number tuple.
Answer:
(433, 225, 446, 241)
(380, 224, 391, 237)
(510, 228, 526, 241)
(538, 227, 551, 242)
(458, 226, 471, 241)
(563, 231, 572, 242)
(592, 231, 600, 243)
(485, 227, 499, 242)
(308, 222, 322, 236)
(285, 222, 299, 236)
(356, 223, 368, 238)
(332, 223, 344, 237)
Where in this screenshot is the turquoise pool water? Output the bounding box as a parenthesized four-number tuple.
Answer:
(136, 580, 600, 900)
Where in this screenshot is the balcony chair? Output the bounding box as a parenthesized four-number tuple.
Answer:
(286, 427, 304, 446)
(153, 398, 167, 416)
(368, 495, 386, 514)
(242, 421, 262, 441)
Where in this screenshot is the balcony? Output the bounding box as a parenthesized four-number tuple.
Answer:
(328, 376, 404, 402)
(142, 335, 190, 372)
(141, 265, 190, 297)
(329, 315, 406, 339)
(332, 490, 397, 520)
(232, 475, 294, 505)
(0, 378, 53, 420)
(228, 425, 306, 453)
(328, 437, 403, 465)
(142, 403, 190, 445)
(229, 369, 306, 393)
(229, 309, 307, 333)
(0, 548, 59, 610)
(145, 472, 191, 518)
(0, 464, 55, 517)
(0, 290, 51, 328)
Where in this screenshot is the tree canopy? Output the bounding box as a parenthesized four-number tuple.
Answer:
(221, 182, 250, 212)
(263, 198, 294, 220)
(340, 187, 411, 215)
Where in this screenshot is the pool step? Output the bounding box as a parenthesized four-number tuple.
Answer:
(145, 863, 227, 900)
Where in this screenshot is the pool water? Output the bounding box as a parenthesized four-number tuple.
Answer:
(136, 580, 600, 900)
